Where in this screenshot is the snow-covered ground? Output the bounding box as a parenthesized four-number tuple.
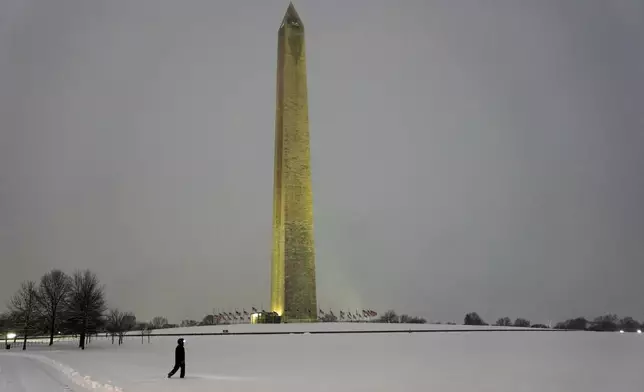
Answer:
(0, 353, 75, 391)
(1, 323, 643, 391)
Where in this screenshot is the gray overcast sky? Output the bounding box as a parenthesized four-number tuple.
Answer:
(1, 0, 643, 324)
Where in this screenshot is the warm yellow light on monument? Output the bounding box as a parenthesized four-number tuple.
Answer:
(270, 2, 318, 322)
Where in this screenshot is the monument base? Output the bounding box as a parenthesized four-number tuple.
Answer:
(250, 312, 281, 324)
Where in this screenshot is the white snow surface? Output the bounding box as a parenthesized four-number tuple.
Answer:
(2, 323, 643, 391)
(0, 353, 79, 391)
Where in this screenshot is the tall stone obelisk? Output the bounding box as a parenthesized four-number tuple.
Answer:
(271, 2, 317, 322)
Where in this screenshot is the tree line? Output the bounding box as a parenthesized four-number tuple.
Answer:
(4, 270, 639, 352)
(0, 269, 140, 350)
(462, 312, 643, 332)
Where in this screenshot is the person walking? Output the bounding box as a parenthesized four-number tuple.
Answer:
(167, 338, 185, 378)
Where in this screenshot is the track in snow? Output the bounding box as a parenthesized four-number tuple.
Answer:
(0, 353, 75, 392)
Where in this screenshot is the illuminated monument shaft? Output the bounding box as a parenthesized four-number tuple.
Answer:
(271, 3, 317, 322)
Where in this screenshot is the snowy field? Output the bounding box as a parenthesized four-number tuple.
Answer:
(1, 323, 643, 391)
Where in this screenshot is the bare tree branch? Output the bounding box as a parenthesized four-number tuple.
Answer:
(106, 309, 136, 345)
(68, 270, 106, 349)
(151, 316, 168, 329)
(38, 270, 72, 346)
(107, 308, 123, 344)
(7, 281, 40, 350)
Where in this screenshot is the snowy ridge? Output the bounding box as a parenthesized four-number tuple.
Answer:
(23, 354, 125, 392)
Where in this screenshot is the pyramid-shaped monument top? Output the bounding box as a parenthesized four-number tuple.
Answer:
(281, 2, 303, 28)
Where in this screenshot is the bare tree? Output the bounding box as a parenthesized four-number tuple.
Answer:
(8, 281, 40, 350)
(107, 309, 123, 344)
(464, 312, 486, 326)
(151, 316, 168, 329)
(120, 312, 136, 344)
(400, 314, 427, 324)
(68, 270, 106, 349)
(37, 270, 72, 346)
(618, 317, 640, 332)
(107, 309, 136, 345)
(495, 317, 512, 326)
(201, 314, 215, 326)
(514, 318, 531, 328)
(378, 310, 399, 323)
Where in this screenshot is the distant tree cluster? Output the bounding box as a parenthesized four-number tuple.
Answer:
(491, 316, 532, 327)
(555, 315, 642, 332)
(151, 316, 169, 329)
(1, 269, 139, 350)
(464, 312, 487, 326)
(461, 312, 642, 332)
(376, 310, 427, 324)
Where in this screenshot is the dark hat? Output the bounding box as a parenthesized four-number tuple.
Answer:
(177, 338, 184, 344)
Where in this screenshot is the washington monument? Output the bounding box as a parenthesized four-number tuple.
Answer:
(270, 3, 317, 322)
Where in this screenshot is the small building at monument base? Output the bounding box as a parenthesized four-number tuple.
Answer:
(250, 312, 281, 324)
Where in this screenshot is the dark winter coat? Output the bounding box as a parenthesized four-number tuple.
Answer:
(175, 343, 185, 363)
